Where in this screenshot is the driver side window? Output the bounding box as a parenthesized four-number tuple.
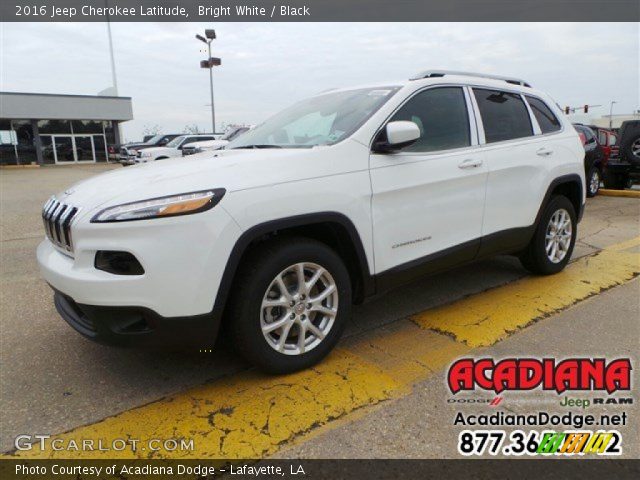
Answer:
(389, 87, 470, 152)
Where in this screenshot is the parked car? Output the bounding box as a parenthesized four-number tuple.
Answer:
(182, 126, 252, 156)
(589, 127, 618, 163)
(38, 70, 585, 374)
(119, 134, 181, 165)
(603, 120, 640, 189)
(134, 134, 219, 163)
(573, 124, 606, 197)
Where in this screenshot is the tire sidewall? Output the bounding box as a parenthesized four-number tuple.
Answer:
(230, 239, 352, 374)
(531, 196, 577, 274)
(587, 168, 600, 197)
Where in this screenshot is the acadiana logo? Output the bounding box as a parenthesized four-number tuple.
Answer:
(447, 358, 632, 395)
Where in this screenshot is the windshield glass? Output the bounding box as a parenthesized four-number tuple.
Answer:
(228, 87, 400, 149)
(223, 127, 248, 141)
(166, 136, 186, 148)
(143, 134, 163, 145)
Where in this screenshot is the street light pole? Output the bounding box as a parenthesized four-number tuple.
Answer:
(207, 41, 215, 134)
(196, 30, 220, 135)
(609, 101, 617, 129)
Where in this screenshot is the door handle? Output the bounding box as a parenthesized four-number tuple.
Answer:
(537, 147, 554, 157)
(458, 158, 483, 169)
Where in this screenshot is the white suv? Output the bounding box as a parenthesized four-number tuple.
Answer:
(38, 71, 585, 373)
(135, 134, 218, 163)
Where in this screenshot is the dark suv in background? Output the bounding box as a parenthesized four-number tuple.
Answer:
(573, 124, 605, 197)
(603, 120, 640, 190)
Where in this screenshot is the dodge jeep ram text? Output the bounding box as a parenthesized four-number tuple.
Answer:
(38, 70, 585, 373)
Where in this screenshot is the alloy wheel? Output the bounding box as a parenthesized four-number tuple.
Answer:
(545, 208, 572, 264)
(589, 170, 600, 195)
(632, 138, 640, 159)
(260, 262, 338, 355)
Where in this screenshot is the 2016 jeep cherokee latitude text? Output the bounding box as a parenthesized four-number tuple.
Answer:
(38, 71, 585, 373)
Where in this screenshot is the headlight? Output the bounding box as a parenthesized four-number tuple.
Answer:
(91, 189, 225, 223)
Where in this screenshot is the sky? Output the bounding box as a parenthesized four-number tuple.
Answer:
(1, 22, 638, 142)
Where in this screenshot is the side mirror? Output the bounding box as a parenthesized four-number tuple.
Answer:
(158, 140, 167, 146)
(373, 121, 421, 153)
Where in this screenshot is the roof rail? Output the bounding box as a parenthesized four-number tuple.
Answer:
(410, 70, 532, 88)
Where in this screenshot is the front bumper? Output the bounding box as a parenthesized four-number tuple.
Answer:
(53, 289, 222, 348)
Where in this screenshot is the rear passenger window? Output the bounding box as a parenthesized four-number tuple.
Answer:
(526, 96, 561, 134)
(389, 87, 470, 152)
(473, 89, 533, 143)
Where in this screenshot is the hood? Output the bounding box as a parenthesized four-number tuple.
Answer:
(186, 140, 228, 149)
(57, 140, 365, 220)
(139, 146, 172, 155)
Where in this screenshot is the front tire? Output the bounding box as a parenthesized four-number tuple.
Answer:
(519, 195, 577, 275)
(228, 237, 352, 374)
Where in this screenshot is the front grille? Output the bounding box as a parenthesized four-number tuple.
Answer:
(42, 197, 79, 253)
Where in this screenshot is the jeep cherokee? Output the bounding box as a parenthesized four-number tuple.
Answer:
(38, 70, 586, 373)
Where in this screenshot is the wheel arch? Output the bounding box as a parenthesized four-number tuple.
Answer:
(213, 212, 374, 318)
(537, 174, 584, 225)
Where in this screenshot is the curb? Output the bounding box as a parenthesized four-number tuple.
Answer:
(0, 164, 40, 170)
(599, 189, 640, 198)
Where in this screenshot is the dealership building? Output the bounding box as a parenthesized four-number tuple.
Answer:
(0, 92, 133, 165)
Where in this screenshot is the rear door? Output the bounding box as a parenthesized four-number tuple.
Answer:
(472, 88, 558, 250)
(370, 86, 487, 278)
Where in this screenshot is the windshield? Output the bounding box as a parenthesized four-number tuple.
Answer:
(228, 87, 400, 149)
(143, 134, 163, 145)
(223, 127, 249, 141)
(166, 136, 186, 148)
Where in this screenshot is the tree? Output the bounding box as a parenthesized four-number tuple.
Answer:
(142, 124, 163, 136)
(183, 124, 203, 134)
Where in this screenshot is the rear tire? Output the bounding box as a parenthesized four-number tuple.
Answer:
(227, 237, 352, 374)
(586, 167, 600, 197)
(519, 196, 577, 275)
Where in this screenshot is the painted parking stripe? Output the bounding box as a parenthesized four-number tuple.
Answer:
(412, 236, 640, 347)
(7, 350, 401, 459)
(4, 237, 638, 460)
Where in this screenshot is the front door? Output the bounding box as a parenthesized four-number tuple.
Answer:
(74, 135, 96, 162)
(369, 86, 487, 283)
(52, 136, 75, 163)
(51, 135, 96, 163)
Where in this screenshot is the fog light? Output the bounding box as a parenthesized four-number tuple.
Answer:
(95, 251, 144, 276)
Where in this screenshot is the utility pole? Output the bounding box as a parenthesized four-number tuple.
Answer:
(609, 101, 617, 129)
(105, 0, 118, 94)
(196, 30, 221, 134)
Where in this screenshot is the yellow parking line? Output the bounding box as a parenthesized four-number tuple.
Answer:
(599, 189, 640, 198)
(412, 237, 640, 347)
(6, 350, 401, 459)
(4, 237, 638, 460)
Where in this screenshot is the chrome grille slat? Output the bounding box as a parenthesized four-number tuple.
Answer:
(42, 197, 79, 253)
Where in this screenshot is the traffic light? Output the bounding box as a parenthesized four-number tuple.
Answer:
(584, 105, 589, 113)
(565, 106, 570, 115)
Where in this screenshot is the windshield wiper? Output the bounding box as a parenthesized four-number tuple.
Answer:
(233, 144, 283, 149)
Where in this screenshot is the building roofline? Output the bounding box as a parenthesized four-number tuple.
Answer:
(0, 91, 132, 100)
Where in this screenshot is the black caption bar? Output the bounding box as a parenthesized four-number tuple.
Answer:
(2, 0, 639, 22)
(2, 459, 640, 479)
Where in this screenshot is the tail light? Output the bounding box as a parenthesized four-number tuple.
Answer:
(578, 132, 587, 145)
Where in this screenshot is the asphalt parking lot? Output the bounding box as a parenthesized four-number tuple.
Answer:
(1, 164, 639, 458)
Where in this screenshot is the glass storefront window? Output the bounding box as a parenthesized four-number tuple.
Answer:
(0, 119, 37, 165)
(37, 120, 72, 134)
(40, 136, 55, 164)
(103, 121, 116, 145)
(72, 120, 104, 134)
